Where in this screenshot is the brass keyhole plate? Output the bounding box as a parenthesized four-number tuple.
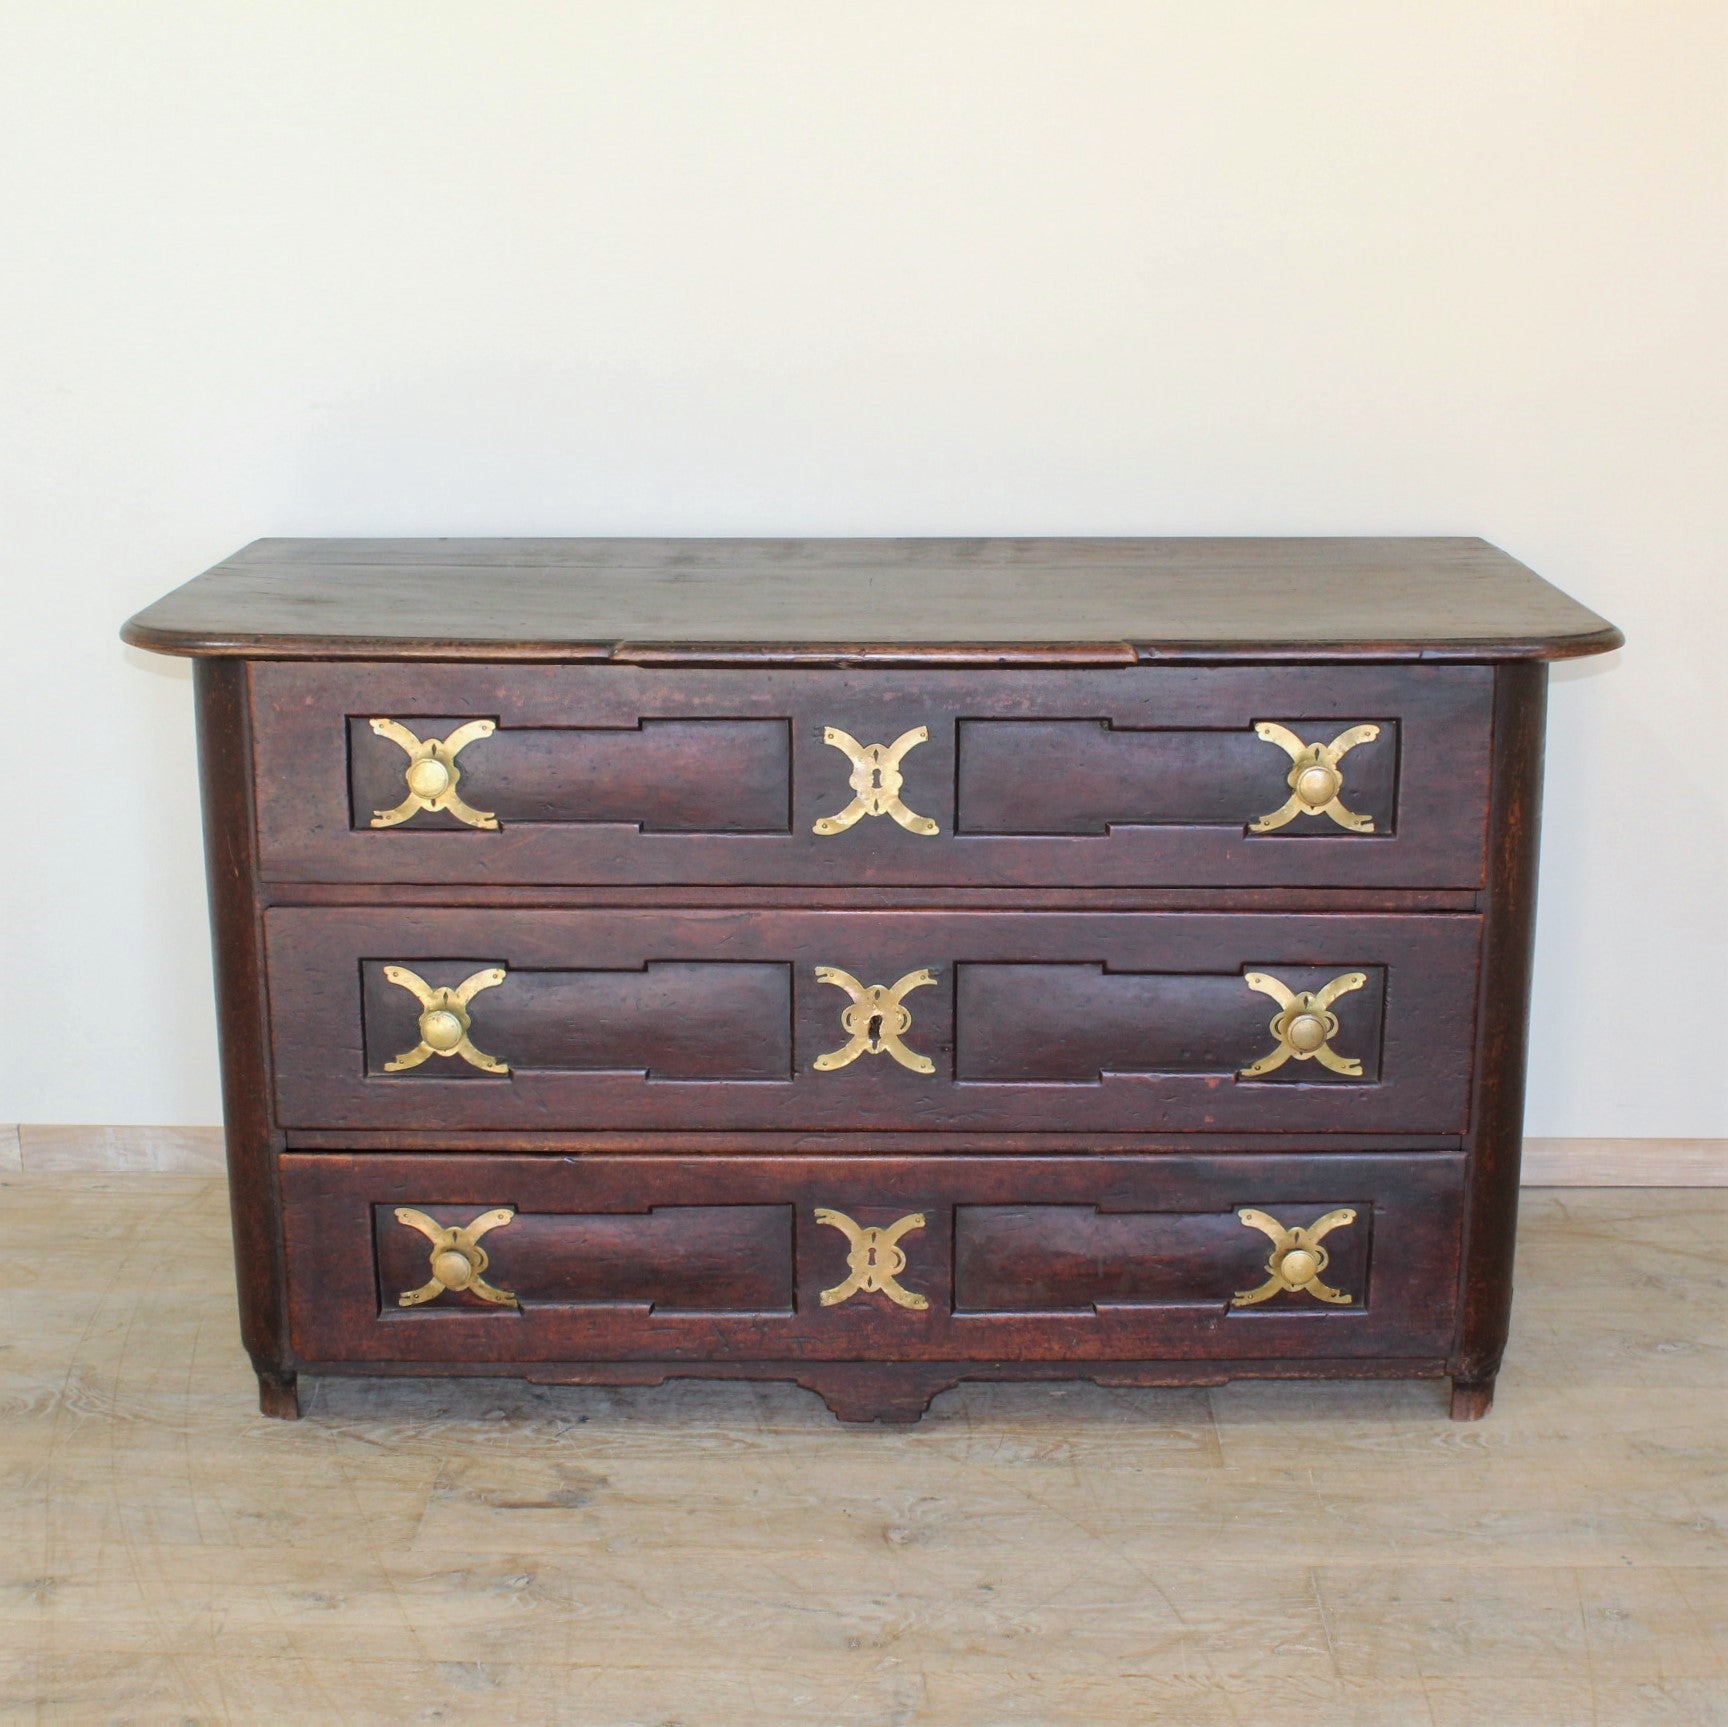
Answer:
(813, 727, 939, 836)
(814, 1209, 929, 1309)
(813, 968, 937, 1074)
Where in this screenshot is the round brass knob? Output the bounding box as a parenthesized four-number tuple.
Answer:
(419, 1007, 466, 1052)
(1286, 1011, 1328, 1053)
(406, 755, 453, 800)
(1294, 762, 1341, 807)
(432, 1246, 475, 1289)
(1279, 1247, 1321, 1285)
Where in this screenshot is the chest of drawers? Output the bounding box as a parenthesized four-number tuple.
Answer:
(124, 537, 1620, 1423)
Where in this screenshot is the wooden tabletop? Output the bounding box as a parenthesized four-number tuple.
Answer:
(122, 537, 1622, 664)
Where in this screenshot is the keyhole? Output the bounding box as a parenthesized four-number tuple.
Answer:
(866, 1012, 884, 1047)
(866, 1245, 879, 1267)
(869, 767, 883, 790)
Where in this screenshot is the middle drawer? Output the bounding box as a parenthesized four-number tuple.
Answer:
(267, 907, 1480, 1135)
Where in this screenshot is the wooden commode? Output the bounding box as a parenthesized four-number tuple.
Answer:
(124, 538, 1620, 1423)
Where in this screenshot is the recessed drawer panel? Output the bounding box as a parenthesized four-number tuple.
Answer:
(249, 662, 1491, 888)
(953, 1203, 1373, 1310)
(955, 963, 1389, 1083)
(373, 1202, 794, 1313)
(358, 959, 793, 1081)
(349, 714, 791, 832)
(266, 907, 1480, 1135)
(955, 717, 1401, 834)
(280, 1150, 1464, 1365)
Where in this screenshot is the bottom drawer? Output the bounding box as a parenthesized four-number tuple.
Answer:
(280, 1151, 1465, 1366)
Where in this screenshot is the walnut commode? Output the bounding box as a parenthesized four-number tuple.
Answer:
(124, 537, 1619, 1423)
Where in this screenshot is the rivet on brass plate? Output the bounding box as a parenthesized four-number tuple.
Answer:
(382, 966, 509, 1074)
(814, 1209, 929, 1310)
(1231, 1207, 1357, 1307)
(369, 718, 498, 829)
(395, 1207, 518, 1307)
(1250, 722, 1380, 833)
(813, 968, 937, 1074)
(813, 727, 939, 836)
(1240, 971, 1367, 1078)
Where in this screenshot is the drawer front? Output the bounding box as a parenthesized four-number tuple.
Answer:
(250, 662, 1491, 888)
(280, 1150, 1465, 1364)
(266, 907, 1480, 1134)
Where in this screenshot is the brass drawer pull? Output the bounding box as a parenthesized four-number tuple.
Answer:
(369, 718, 498, 829)
(382, 965, 509, 1073)
(1250, 722, 1379, 833)
(813, 967, 936, 1073)
(1232, 1207, 1356, 1306)
(1240, 970, 1367, 1077)
(815, 1208, 929, 1309)
(813, 726, 939, 836)
(395, 1207, 518, 1307)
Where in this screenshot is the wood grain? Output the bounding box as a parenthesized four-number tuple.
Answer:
(1452, 661, 1546, 1415)
(2, 1170, 1723, 1725)
(277, 1150, 1463, 1371)
(348, 713, 793, 832)
(194, 657, 294, 1408)
(1520, 1139, 1728, 1185)
(371, 1202, 795, 1312)
(15, 1126, 1714, 1182)
(248, 661, 1494, 891)
(263, 906, 1480, 1135)
(14, 1124, 225, 1173)
(119, 545, 1625, 1427)
(120, 536, 1624, 662)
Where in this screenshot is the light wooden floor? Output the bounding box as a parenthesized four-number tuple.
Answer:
(2, 1175, 1725, 1725)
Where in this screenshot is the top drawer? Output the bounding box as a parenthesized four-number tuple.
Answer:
(248, 662, 1492, 889)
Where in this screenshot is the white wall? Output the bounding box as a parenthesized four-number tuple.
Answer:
(2, 2, 1722, 1136)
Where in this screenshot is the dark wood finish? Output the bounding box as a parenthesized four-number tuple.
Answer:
(278, 1151, 1464, 1365)
(348, 714, 791, 832)
(304, 1356, 1456, 1423)
(285, 1127, 1462, 1154)
(1450, 1378, 1497, 1421)
(372, 1203, 793, 1311)
(358, 958, 793, 1080)
(248, 662, 1492, 889)
(956, 717, 1400, 832)
(126, 538, 1618, 1422)
(264, 907, 1478, 1134)
(1448, 661, 1548, 1419)
(123, 537, 1622, 662)
(193, 661, 293, 1401)
(952, 1203, 1372, 1310)
(255, 1369, 301, 1420)
(954, 962, 1388, 1084)
(266, 882, 1486, 913)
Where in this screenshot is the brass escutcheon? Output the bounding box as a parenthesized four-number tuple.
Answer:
(813, 968, 937, 1074)
(369, 718, 498, 829)
(1250, 722, 1380, 833)
(813, 727, 939, 836)
(814, 1209, 929, 1309)
(1232, 1207, 1357, 1307)
(1240, 970, 1367, 1078)
(395, 1207, 518, 1307)
(382, 965, 509, 1073)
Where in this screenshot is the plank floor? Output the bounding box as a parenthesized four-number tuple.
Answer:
(2, 1174, 1725, 1725)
